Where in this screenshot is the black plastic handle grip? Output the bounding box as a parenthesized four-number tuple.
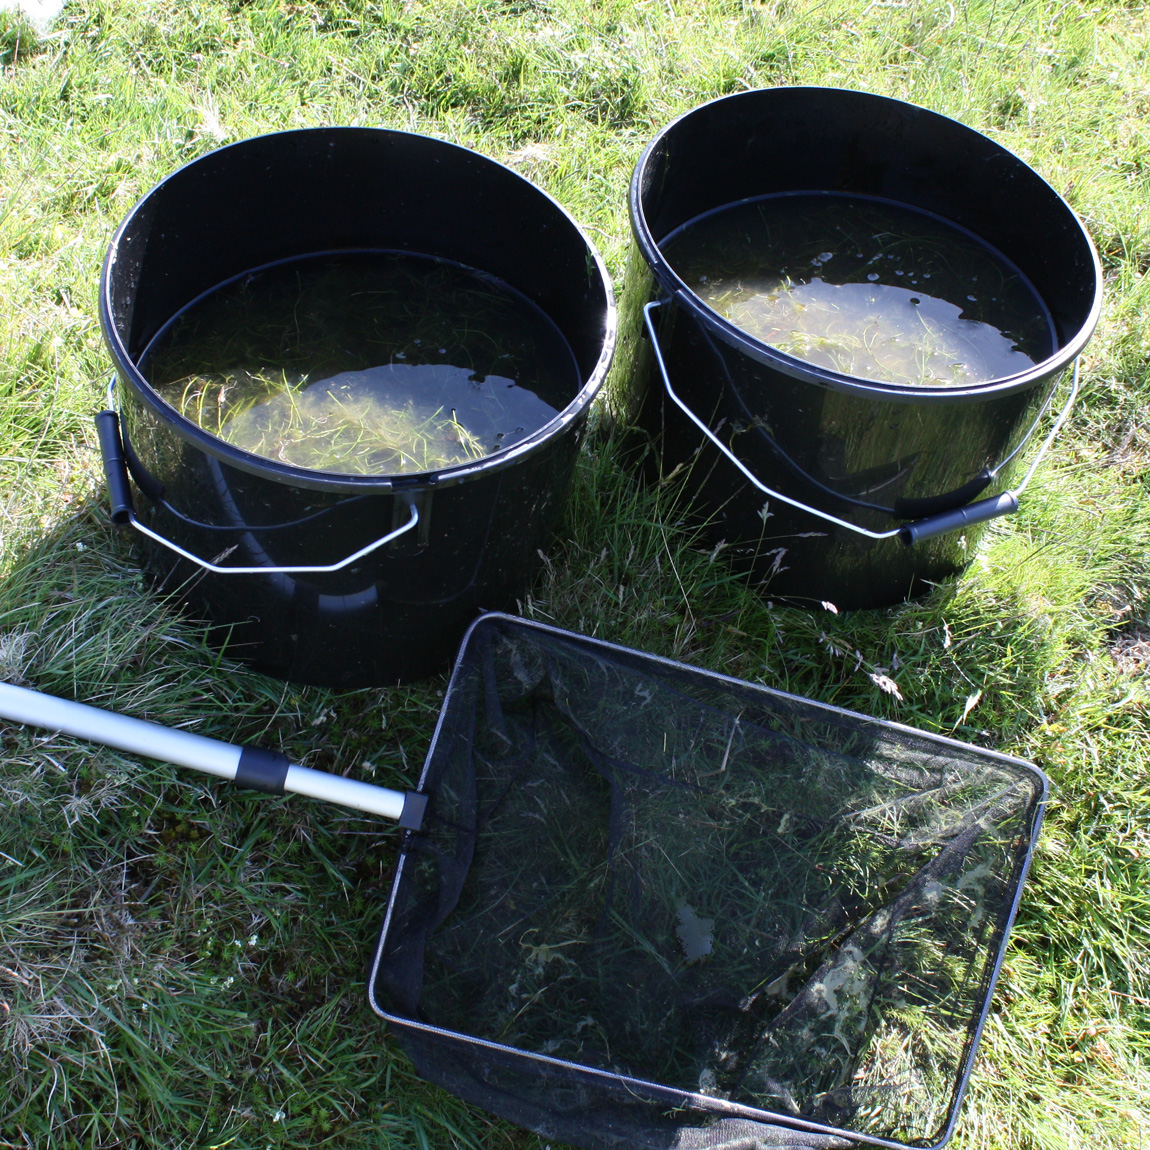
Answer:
(898, 491, 1020, 546)
(95, 410, 135, 526)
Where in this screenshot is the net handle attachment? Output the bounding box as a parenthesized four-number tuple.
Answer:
(95, 408, 419, 575)
(643, 298, 1079, 546)
(0, 682, 427, 828)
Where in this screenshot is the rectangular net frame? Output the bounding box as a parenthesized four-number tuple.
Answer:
(370, 614, 1045, 1150)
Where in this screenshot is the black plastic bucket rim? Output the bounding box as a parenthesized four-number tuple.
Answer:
(630, 86, 1102, 405)
(101, 127, 617, 497)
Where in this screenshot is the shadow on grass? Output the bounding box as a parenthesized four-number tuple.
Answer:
(0, 501, 488, 1149)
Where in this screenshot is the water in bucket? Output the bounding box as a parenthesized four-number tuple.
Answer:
(660, 193, 1055, 388)
(142, 251, 578, 475)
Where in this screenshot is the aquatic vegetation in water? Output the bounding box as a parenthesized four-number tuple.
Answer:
(145, 250, 577, 475)
(178, 367, 491, 475)
(662, 194, 1054, 387)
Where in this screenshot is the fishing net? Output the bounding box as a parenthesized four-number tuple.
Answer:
(370, 614, 1044, 1150)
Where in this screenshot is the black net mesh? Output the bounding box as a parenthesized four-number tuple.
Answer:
(371, 615, 1044, 1150)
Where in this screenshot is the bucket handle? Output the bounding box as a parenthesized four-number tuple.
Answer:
(95, 410, 419, 575)
(643, 299, 1079, 545)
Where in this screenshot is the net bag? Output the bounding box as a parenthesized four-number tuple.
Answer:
(369, 614, 1045, 1150)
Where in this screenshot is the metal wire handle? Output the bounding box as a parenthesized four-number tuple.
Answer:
(96, 409, 420, 575)
(643, 298, 1080, 545)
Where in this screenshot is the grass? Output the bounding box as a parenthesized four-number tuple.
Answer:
(0, 0, 1147, 1147)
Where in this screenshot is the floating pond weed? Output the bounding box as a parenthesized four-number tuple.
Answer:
(145, 251, 578, 475)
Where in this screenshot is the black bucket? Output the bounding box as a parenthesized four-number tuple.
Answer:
(98, 127, 615, 687)
(628, 87, 1101, 609)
